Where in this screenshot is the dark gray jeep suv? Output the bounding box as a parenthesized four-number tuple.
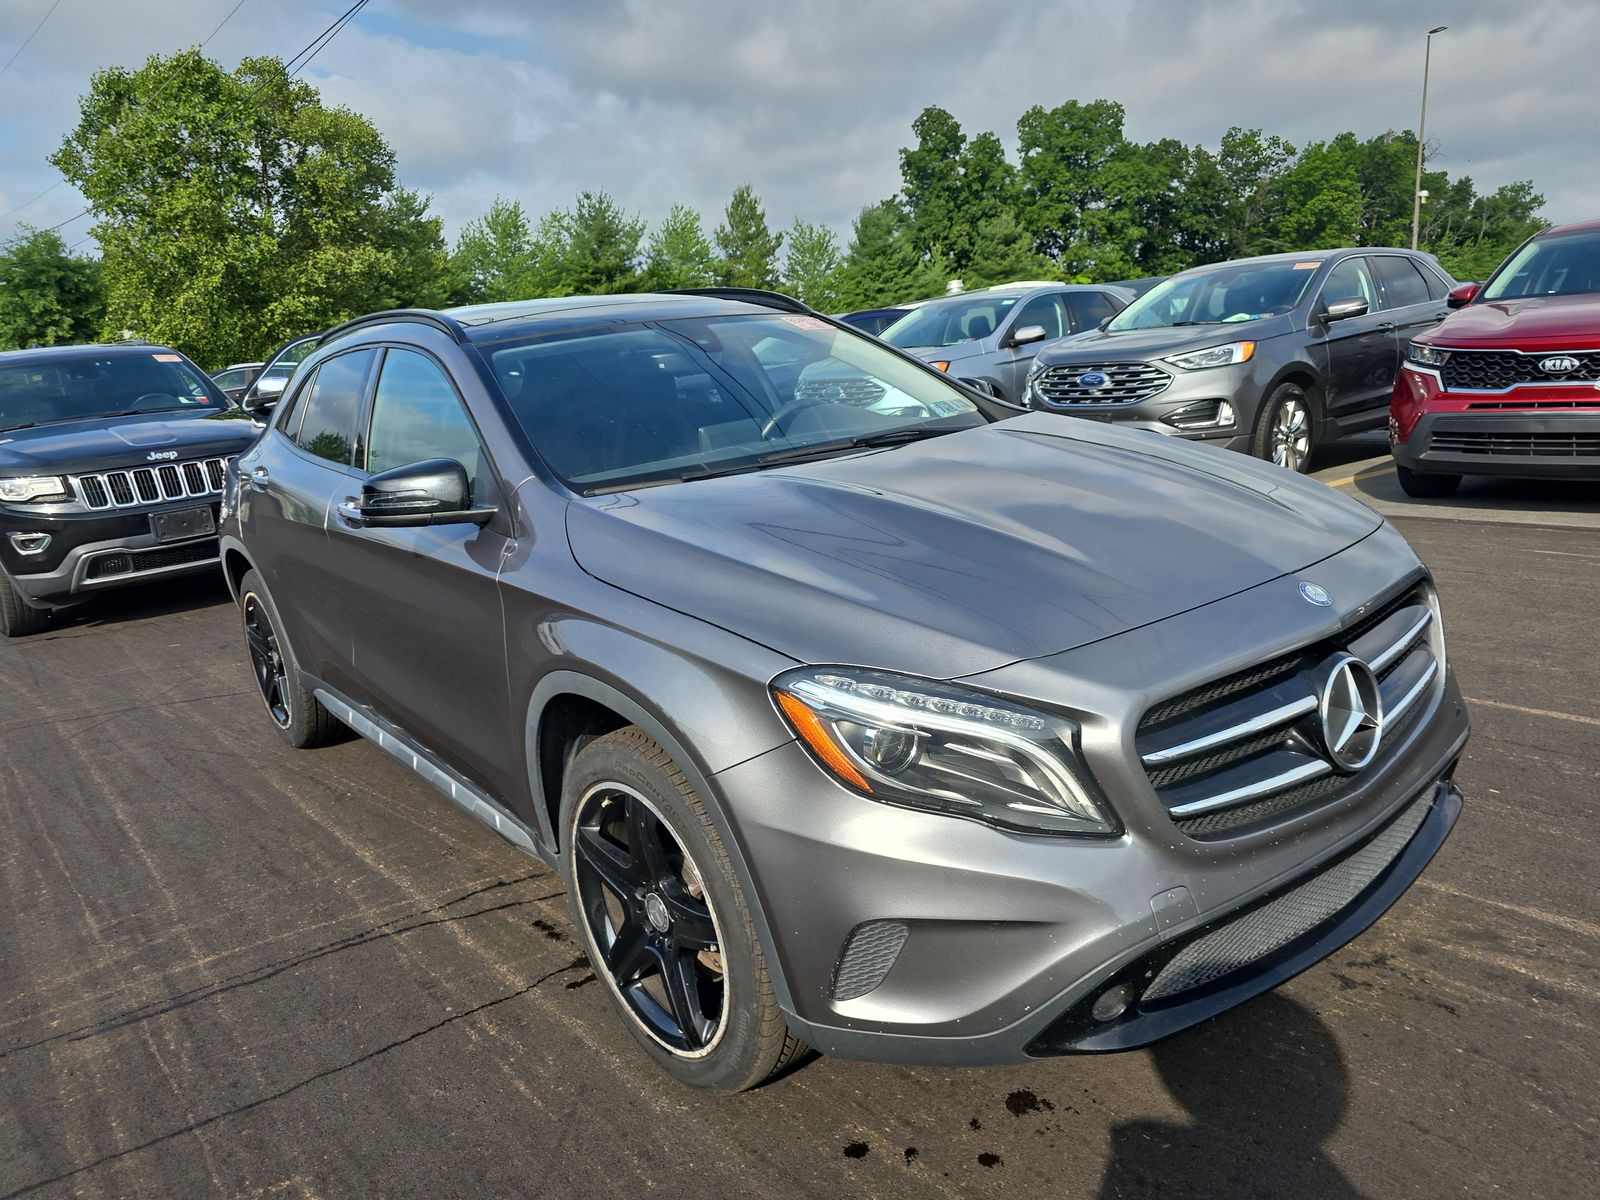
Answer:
(222, 289, 1468, 1091)
(1025, 248, 1455, 470)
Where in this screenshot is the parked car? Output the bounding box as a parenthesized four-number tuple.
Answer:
(1104, 275, 1168, 298)
(211, 361, 265, 403)
(239, 333, 321, 409)
(1391, 218, 1600, 496)
(837, 306, 915, 336)
(221, 289, 1467, 1092)
(879, 282, 1133, 403)
(0, 343, 258, 636)
(1025, 249, 1456, 471)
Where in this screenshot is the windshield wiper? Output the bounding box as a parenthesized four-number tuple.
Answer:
(682, 426, 959, 481)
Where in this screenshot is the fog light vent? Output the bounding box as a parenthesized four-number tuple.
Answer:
(7, 532, 51, 555)
(832, 919, 909, 1001)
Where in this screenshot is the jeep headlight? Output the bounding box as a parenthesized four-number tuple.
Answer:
(1406, 341, 1448, 367)
(1164, 342, 1256, 370)
(772, 667, 1117, 837)
(0, 475, 69, 503)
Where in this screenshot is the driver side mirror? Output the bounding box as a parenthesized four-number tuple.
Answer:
(1320, 297, 1369, 324)
(1007, 324, 1048, 348)
(1098, 316, 1113, 331)
(336, 459, 497, 529)
(1446, 281, 1480, 309)
(240, 374, 285, 415)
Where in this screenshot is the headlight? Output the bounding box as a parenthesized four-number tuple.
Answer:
(1164, 342, 1256, 370)
(1406, 341, 1448, 368)
(771, 667, 1117, 837)
(0, 476, 69, 503)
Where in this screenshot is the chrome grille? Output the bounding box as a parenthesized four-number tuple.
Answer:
(71, 456, 234, 511)
(1136, 584, 1443, 839)
(1440, 348, 1600, 391)
(794, 377, 886, 406)
(1034, 362, 1172, 406)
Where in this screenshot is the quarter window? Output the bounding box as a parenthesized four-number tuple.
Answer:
(366, 349, 486, 501)
(1373, 256, 1433, 309)
(293, 349, 376, 466)
(1320, 258, 1381, 314)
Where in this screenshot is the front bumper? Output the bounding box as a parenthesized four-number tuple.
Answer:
(1, 502, 223, 608)
(1392, 410, 1600, 479)
(1026, 358, 1262, 452)
(711, 527, 1469, 1065)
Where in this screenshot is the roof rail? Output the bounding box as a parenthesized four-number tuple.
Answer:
(318, 309, 470, 347)
(664, 287, 812, 314)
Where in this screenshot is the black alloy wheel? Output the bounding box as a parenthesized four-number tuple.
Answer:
(572, 782, 728, 1056)
(243, 592, 291, 727)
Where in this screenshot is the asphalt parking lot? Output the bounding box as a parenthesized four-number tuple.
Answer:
(2, 451, 1597, 1199)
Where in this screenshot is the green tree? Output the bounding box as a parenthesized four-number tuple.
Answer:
(714, 184, 782, 289)
(1016, 99, 1133, 276)
(641, 204, 717, 289)
(50, 49, 445, 365)
(1214, 127, 1296, 255)
(562, 190, 644, 294)
(963, 211, 1054, 288)
(451, 196, 535, 303)
(0, 227, 105, 350)
(899, 106, 966, 265)
(836, 200, 945, 309)
(781, 219, 843, 309)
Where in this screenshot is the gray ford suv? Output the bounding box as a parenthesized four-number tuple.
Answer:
(221, 289, 1468, 1092)
(1025, 249, 1455, 470)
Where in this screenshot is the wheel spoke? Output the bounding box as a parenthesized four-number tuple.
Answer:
(625, 797, 671, 881)
(653, 943, 711, 1049)
(576, 822, 643, 899)
(605, 917, 650, 985)
(662, 889, 718, 950)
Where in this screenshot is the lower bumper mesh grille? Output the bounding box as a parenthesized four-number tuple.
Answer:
(832, 920, 909, 1001)
(1143, 795, 1432, 1003)
(84, 539, 218, 580)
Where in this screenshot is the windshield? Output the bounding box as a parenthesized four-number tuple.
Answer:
(882, 294, 1020, 348)
(484, 313, 987, 493)
(1108, 261, 1319, 331)
(0, 351, 226, 432)
(1481, 227, 1600, 301)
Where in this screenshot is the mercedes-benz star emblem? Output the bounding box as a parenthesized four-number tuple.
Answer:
(1319, 655, 1384, 772)
(644, 892, 671, 933)
(1298, 581, 1333, 607)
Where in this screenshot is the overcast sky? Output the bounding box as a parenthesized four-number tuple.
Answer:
(1, 0, 1595, 252)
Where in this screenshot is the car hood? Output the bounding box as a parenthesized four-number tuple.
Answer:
(566, 414, 1382, 679)
(0, 410, 258, 476)
(1035, 318, 1292, 364)
(1428, 294, 1600, 350)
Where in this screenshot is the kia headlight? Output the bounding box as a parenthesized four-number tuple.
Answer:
(1406, 341, 1448, 368)
(1164, 342, 1256, 370)
(0, 475, 69, 503)
(772, 667, 1117, 837)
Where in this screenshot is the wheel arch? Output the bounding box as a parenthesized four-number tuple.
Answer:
(524, 670, 798, 1014)
(220, 539, 254, 604)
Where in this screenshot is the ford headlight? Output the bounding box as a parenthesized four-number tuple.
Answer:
(1406, 341, 1448, 367)
(772, 667, 1117, 837)
(0, 475, 69, 503)
(1164, 342, 1256, 370)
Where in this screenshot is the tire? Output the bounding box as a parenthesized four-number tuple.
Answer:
(1396, 465, 1462, 498)
(238, 568, 341, 748)
(0, 571, 50, 638)
(1251, 381, 1317, 473)
(559, 726, 806, 1091)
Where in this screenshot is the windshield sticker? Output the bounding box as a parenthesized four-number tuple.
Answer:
(780, 315, 831, 330)
(152, 353, 183, 362)
(1293, 262, 1321, 270)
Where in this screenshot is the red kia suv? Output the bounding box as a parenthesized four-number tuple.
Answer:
(1390, 218, 1600, 497)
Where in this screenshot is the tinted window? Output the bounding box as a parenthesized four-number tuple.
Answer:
(1067, 291, 1120, 331)
(1010, 293, 1068, 340)
(883, 295, 1020, 348)
(212, 367, 252, 391)
(1320, 257, 1381, 312)
(1481, 227, 1600, 300)
(0, 352, 224, 432)
(367, 349, 485, 500)
(293, 349, 375, 465)
(1110, 261, 1318, 330)
(1373, 256, 1432, 308)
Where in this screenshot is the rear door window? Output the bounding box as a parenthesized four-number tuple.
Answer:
(1066, 290, 1121, 331)
(293, 349, 377, 466)
(1373, 256, 1433, 309)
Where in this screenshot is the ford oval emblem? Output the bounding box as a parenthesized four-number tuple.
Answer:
(1538, 355, 1580, 374)
(1078, 370, 1110, 389)
(1299, 581, 1333, 607)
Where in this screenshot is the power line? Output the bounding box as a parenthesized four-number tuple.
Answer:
(0, 0, 61, 80)
(27, 0, 371, 239)
(0, 0, 251, 228)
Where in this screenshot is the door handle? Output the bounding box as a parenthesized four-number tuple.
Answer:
(1376, 321, 1396, 332)
(248, 466, 271, 492)
(335, 501, 364, 525)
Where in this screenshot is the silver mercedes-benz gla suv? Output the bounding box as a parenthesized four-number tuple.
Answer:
(221, 288, 1468, 1091)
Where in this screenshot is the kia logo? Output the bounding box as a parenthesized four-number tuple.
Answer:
(1538, 356, 1580, 374)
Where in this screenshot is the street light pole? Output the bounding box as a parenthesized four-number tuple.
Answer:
(1411, 25, 1448, 250)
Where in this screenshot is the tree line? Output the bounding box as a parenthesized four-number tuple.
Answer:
(0, 50, 1549, 366)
